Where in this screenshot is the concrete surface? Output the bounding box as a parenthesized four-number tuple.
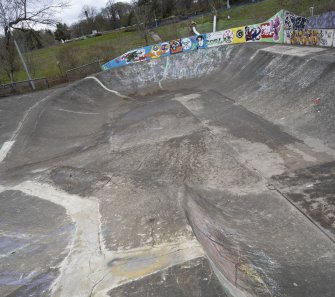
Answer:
(0, 43, 334, 297)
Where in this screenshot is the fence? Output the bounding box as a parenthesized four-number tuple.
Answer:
(65, 60, 103, 81)
(0, 77, 50, 97)
(0, 60, 105, 97)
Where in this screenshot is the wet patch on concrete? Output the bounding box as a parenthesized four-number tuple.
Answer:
(3, 270, 59, 297)
(0, 190, 74, 297)
(50, 166, 111, 196)
(108, 257, 227, 297)
(183, 186, 335, 297)
(272, 160, 335, 238)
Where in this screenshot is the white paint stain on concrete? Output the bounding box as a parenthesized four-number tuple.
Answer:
(261, 45, 327, 57)
(0, 182, 203, 297)
(53, 107, 100, 115)
(0, 141, 15, 163)
(85, 76, 131, 99)
(0, 90, 58, 164)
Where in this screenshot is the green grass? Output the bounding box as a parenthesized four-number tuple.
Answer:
(2, 30, 151, 83)
(1, 0, 334, 84)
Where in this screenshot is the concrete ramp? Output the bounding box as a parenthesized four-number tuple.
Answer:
(0, 44, 334, 297)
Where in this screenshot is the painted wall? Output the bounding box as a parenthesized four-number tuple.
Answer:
(307, 11, 335, 29)
(245, 10, 284, 43)
(284, 11, 335, 47)
(101, 10, 335, 71)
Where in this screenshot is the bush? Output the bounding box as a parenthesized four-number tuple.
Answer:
(56, 46, 81, 70)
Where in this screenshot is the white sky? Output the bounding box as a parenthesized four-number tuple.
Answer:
(56, 0, 131, 26)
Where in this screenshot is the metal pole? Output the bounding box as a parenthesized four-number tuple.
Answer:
(10, 30, 36, 90)
(0, 3, 35, 90)
(213, 14, 217, 32)
(310, 7, 314, 17)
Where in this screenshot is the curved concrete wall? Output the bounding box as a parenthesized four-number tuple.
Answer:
(98, 43, 335, 149)
(96, 41, 335, 297)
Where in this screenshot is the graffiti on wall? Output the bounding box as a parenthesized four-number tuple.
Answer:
(196, 35, 207, 49)
(170, 39, 183, 54)
(147, 43, 170, 59)
(206, 30, 235, 47)
(289, 30, 321, 46)
(246, 11, 284, 43)
(181, 37, 194, 52)
(286, 29, 334, 47)
(245, 25, 262, 41)
(232, 27, 246, 43)
(319, 29, 335, 47)
(284, 12, 307, 30)
(207, 31, 225, 47)
(101, 9, 335, 71)
(307, 11, 335, 29)
(207, 27, 245, 47)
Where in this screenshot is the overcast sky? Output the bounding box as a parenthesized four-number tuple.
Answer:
(57, 0, 131, 26)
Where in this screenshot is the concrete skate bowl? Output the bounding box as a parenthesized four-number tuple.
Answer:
(1, 43, 335, 297)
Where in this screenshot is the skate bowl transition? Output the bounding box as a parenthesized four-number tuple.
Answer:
(1, 15, 335, 297)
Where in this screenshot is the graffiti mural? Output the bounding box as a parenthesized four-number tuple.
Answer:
(289, 30, 321, 46)
(195, 35, 207, 49)
(181, 35, 204, 52)
(260, 19, 281, 41)
(207, 32, 225, 47)
(284, 12, 307, 31)
(246, 11, 284, 43)
(231, 27, 246, 44)
(285, 29, 334, 47)
(222, 29, 234, 43)
(245, 25, 262, 42)
(307, 11, 335, 29)
(319, 29, 334, 47)
(124, 49, 146, 63)
(170, 39, 183, 54)
(207, 28, 245, 47)
(146, 43, 170, 59)
(181, 37, 194, 51)
(207, 30, 235, 47)
(101, 9, 334, 71)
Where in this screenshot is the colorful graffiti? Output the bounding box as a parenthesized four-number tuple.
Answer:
(245, 25, 262, 42)
(170, 39, 183, 54)
(231, 27, 246, 44)
(181, 37, 194, 51)
(196, 35, 207, 49)
(285, 12, 307, 30)
(289, 30, 321, 46)
(101, 9, 335, 71)
(147, 43, 170, 59)
(245, 11, 284, 43)
(286, 29, 335, 47)
(207, 27, 245, 47)
(207, 32, 225, 47)
(307, 11, 335, 29)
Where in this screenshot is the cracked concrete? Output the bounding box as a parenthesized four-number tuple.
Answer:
(1, 44, 335, 296)
(0, 182, 204, 297)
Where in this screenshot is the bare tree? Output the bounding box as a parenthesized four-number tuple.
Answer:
(80, 5, 98, 34)
(0, 36, 18, 84)
(0, 0, 68, 83)
(0, 0, 68, 34)
(132, 0, 154, 45)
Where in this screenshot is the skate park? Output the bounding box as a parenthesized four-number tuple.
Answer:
(1, 10, 335, 297)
